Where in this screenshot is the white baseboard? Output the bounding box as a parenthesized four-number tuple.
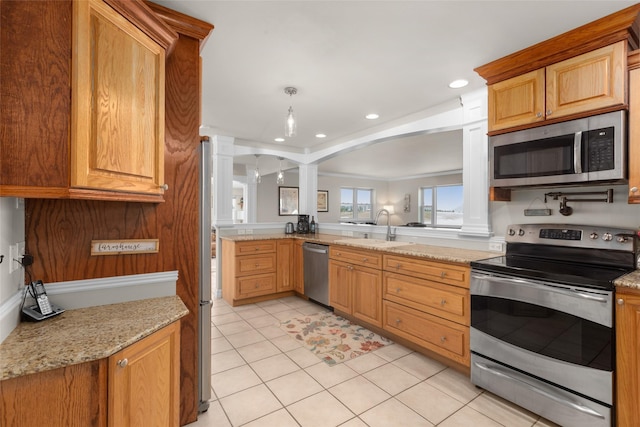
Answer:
(0, 271, 178, 344)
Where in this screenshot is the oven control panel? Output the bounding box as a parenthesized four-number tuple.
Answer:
(506, 223, 638, 252)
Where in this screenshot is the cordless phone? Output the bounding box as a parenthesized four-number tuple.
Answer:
(22, 280, 65, 321)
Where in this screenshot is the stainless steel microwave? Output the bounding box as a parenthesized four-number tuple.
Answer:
(490, 110, 626, 188)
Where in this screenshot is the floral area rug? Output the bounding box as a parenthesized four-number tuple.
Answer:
(279, 311, 393, 366)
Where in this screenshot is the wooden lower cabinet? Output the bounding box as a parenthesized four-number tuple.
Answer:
(329, 246, 383, 327)
(616, 288, 640, 427)
(383, 300, 469, 366)
(293, 240, 304, 294)
(222, 239, 297, 306)
(0, 322, 180, 427)
(382, 254, 471, 367)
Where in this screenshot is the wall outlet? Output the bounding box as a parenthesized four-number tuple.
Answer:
(9, 244, 19, 273)
(489, 242, 504, 252)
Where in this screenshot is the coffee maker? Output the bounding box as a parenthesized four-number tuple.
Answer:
(296, 214, 309, 234)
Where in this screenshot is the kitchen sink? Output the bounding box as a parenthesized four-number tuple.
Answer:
(334, 238, 414, 249)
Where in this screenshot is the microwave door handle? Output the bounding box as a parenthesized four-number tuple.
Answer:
(574, 131, 582, 174)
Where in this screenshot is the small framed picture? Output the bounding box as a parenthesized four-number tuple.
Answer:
(279, 186, 299, 216)
(317, 190, 329, 212)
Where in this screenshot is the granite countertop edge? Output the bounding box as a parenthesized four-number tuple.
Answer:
(0, 295, 188, 381)
(221, 233, 500, 264)
(223, 233, 640, 288)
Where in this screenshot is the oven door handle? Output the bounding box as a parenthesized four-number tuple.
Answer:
(473, 362, 606, 420)
(472, 274, 609, 303)
(574, 131, 583, 174)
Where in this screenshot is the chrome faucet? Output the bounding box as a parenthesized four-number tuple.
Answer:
(374, 209, 396, 241)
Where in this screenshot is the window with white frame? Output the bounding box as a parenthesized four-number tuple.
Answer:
(340, 187, 374, 221)
(419, 184, 463, 227)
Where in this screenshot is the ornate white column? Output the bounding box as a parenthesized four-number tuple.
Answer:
(298, 163, 318, 217)
(459, 89, 491, 236)
(210, 135, 235, 226)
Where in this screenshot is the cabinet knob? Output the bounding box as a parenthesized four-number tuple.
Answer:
(440, 299, 447, 306)
(395, 287, 401, 293)
(536, 112, 542, 118)
(117, 358, 128, 368)
(395, 263, 402, 270)
(617, 298, 625, 305)
(362, 258, 368, 262)
(546, 109, 552, 115)
(160, 184, 169, 191)
(631, 187, 638, 193)
(440, 336, 447, 343)
(395, 319, 401, 325)
(440, 271, 446, 278)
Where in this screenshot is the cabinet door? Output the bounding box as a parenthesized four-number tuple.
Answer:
(329, 260, 352, 313)
(616, 291, 640, 427)
(546, 42, 625, 119)
(277, 240, 294, 291)
(109, 322, 180, 427)
(488, 69, 545, 131)
(628, 60, 640, 204)
(72, 0, 165, 196)
(352, 265, 382, 327)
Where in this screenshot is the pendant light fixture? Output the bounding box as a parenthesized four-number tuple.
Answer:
(276, 157, 285, 184)
(284, 87, 297, 137)
(254, 155, 261, 184)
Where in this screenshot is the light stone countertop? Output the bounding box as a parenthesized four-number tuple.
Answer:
(0, 295, 188, 381)
(615, 270, 640, 290)
(221, 233, 500, 264)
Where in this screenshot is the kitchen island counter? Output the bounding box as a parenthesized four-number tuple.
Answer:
(0, 295, 188, 381)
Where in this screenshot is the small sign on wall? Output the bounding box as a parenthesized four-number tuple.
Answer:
(91, 239, 159, 256)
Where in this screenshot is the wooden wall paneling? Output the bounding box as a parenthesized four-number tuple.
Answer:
(0, 1, 71, 189)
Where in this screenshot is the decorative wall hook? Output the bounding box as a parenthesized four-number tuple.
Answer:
(544, 189, 613, 216)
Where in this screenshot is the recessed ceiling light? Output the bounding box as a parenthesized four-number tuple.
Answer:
(315, 133, 326, 138)
(274, 137, 285, 142)
(449, 79, 469, 89)
(365, 113, 379, 120)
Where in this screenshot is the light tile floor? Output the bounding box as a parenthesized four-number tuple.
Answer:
(189, 292, 561, 427)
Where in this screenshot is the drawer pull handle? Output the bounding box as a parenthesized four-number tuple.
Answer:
(631, 187, 638, 193)
(117, 358, 128, 368)
(440, 336, 447, 343)
(440, 299, 447, 306)
(395, 319, 402, 325)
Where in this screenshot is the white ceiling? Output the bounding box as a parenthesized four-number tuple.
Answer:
(152, 0, 635, 178)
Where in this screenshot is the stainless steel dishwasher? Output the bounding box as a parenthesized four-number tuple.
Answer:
(303, 242, 330, 307)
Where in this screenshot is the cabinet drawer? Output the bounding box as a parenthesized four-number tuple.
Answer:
(384, 272, 469, 325)
(330, 246, 382, 269)
(235, 253, 276, 276)
(384, 255, 468, 288)
(235, 240, 277, 255)
(383, 300, 469, 367)
(237, 273, 276, 298)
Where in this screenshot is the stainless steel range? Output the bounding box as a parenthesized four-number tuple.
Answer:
(470, 224, 638, 427)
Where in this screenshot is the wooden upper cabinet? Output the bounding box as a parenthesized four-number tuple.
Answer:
(487, 42, 626, 132)
(546, 42, 626, 119)
(488, 69, 545, 131)
(627, 50, 640, 204)
(72, 0, 165, 197)
(0, 0, 177, 202)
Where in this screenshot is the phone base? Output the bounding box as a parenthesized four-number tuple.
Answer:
(22, 304, 65, 322)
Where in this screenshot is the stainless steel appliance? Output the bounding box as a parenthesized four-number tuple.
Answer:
(198, 139, 213, 413)
(303, 242, 330, 306)
(490, 111, 626, 188)
(470, 224, 638, 427)
(285, 222, 295, 234)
